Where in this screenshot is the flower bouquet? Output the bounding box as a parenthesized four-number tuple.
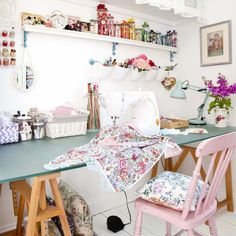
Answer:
(205, 74, 236, 127)
(118, 54, 158, 80)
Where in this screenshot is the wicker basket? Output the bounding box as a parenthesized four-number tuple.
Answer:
(45, 111, 89, 138)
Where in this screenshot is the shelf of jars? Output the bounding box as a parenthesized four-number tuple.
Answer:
(23, 25, 178, 53)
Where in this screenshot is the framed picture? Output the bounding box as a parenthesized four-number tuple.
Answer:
(200, 20, 232, 66)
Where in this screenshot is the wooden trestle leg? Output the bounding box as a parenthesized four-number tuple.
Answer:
(10, 172, 71, 236)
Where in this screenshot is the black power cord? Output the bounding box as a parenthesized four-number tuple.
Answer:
(106, 191, 131, 233)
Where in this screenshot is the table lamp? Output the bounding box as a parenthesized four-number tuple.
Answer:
(170, 80, 209, 125)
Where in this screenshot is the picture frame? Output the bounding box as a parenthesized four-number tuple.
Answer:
(200, 20, 232, 67)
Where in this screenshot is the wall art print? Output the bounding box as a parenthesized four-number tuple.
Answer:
(200, 20, 232, 67)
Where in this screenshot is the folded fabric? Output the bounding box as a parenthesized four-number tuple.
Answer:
(161, 128, 208, 135)
(44, 125, 182, 192)
(51, 106, 77, 116)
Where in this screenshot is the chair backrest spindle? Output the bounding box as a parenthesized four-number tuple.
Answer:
(181, 132, 236, 220)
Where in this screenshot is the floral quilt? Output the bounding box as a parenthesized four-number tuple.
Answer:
(44, 125, 181, 192)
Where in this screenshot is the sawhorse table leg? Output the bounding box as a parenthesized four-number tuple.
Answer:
(10, 172, 72, 236)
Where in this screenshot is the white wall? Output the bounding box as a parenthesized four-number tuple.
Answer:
(0, 0, 178, 232)
(175, 0, 236, 207)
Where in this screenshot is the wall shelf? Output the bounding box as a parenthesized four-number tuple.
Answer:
(23, 25, 178, 53)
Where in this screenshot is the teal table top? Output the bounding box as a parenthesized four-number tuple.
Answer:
(0, 125, 236, 184)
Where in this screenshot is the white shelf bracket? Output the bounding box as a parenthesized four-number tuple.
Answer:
(112, 42, 118, 56)
(170, 51, 176, 62)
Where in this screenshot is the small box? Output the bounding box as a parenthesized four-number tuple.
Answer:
(160, 118, 189, 129)
(0, 122, 19, 144)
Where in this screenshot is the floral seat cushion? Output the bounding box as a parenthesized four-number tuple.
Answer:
(137, 171, 206, 211)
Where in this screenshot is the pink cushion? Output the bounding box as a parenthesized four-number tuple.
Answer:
(137, 171, 206, 211)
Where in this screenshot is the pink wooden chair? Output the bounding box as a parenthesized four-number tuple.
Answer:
(134, 132, 236, 236)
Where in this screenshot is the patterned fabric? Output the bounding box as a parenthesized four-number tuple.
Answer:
(47, 180, 93, 236)
(137, 171, 206, 211)
(45, 125, 180, 192)
(58, 180, 93, 236)
(0, 122, 18, 144)
(46, 196, 76, 236)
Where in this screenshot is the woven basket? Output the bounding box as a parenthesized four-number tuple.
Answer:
(45, 112, 89, 138)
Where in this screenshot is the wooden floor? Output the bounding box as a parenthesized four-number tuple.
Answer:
(0, 230, 15, 236)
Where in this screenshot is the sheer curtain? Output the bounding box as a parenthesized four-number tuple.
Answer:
(135, 0, 207, 21)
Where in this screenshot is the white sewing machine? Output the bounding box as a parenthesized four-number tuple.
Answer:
(100, 91, 160, 136)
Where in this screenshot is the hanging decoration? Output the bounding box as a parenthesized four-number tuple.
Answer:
(135, 0, 207, 22)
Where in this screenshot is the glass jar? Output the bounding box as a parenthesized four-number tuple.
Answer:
(149, 30, 157, 44)
(171, 30, 177, 47)
(121, 22, 130, 39)
(10, 58, 16, 66)
(128, 18, 135, 40)
(166, 31, 172, 46)
(161, 35, 167, 45)
(3, 58, 9, 66)
(97, 4, 108, 35)
(90, 19, 98, 34)
(107, 14, 115, 37)
(156, 32, 162, 45)
(10, 49, 16, 57)
(114, 23, 121, 38)
(2, 48, 9, 57)
(135, 28, 142, 41)
(142, 21, 149, 42)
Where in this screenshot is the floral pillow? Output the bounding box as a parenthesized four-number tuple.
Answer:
(137, 171, 206, 211)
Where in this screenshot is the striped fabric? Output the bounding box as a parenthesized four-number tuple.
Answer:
(0, 122, 19, 144)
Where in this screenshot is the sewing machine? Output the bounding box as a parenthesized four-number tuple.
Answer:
(99, 91, 160, 135)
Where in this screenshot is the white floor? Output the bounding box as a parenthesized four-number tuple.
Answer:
(93, 202, 236, 236)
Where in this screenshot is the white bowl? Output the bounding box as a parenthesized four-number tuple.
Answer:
(144, 69, 159, 81)
(110, 66, 130, 80)
(92, 63, 113, 81)
(130, 69, 145, 81)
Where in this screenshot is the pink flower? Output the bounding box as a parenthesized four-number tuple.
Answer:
(138, 54, 148, 60)
(133, 58, 151, 71)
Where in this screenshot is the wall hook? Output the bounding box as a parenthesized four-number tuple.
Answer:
(89, 59, 99, 65)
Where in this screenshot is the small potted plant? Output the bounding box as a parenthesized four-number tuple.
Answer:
(205, 73, 236, 127)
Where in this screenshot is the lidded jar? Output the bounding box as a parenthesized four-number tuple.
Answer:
(114, 23, 121, 38)
(90, 19, 98, 34)
(121, 21, 130, 39)
(135, 28, 142, 41)
(97, 4, 108, 35)
(142, 21, 149, 42)
(149, 30, 157, 44)
(107, 14, 115, 37)
(127, 18, 135, 40)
